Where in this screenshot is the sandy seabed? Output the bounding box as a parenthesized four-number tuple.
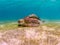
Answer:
(0, 26, 60, 45)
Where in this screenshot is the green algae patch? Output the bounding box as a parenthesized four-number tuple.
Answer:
(0, 23, 18, 30)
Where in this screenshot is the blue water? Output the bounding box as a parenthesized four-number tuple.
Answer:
(0, 0, 60, 22)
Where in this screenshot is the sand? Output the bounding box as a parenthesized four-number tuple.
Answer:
(0, 25, 60, 45)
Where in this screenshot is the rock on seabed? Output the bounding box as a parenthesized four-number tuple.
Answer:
(0, 27, 60, 45)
